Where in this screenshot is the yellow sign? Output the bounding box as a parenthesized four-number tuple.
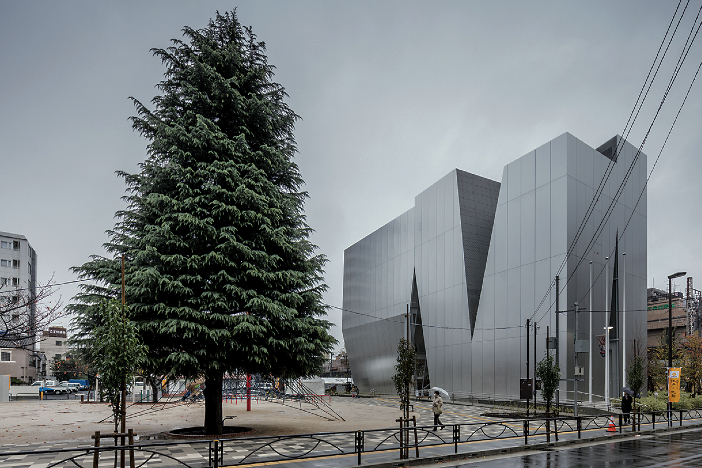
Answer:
(669, 368, 681, 403)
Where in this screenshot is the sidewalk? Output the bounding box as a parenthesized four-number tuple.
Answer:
(2, 397, 700, 468)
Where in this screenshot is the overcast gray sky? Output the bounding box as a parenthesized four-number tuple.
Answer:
(1, 1, 701, 352)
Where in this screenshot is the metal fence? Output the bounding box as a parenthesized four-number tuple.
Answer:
(2, 409, 702, 467)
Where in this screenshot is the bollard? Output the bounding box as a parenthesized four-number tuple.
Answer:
(81, 394, 84, 403)
(453, 424, 459, 453)
(619, 414, 622, 433)
(577, 417, 581, 439)
(92, 430, 100, 468)
(523, 420, 528, 445)
(213, 440, 219, 468)
(680, 410, 684, 427)
(355, 430, 363, 465)
(128, 428, 135, 468)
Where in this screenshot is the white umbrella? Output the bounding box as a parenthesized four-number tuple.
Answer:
(430, 387, 449, 398)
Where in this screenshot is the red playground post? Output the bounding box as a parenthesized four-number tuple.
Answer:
(246, 374, 252, 411)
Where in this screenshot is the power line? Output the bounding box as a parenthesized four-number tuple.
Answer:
(529, 1, 688, 322)
(533, 2, 702, 325)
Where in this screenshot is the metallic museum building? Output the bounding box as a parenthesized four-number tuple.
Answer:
(342, 133, 647, 402)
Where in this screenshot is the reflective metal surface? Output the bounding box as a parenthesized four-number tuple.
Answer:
(343, 133, 647, 402)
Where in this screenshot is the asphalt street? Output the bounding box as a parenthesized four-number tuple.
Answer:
(431, 429, 702, 467)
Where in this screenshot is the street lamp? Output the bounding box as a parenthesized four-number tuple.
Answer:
(604, 325, 613, 406)
(668, 271, 686, 425)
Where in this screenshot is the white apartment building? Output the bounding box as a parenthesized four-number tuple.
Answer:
(0, 231, 38, 383)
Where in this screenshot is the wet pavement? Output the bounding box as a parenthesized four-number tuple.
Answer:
(439, 429, 702, 467)
(5, 396, 702, 467)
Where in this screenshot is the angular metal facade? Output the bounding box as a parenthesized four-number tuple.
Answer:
(342, 133, 647, 402)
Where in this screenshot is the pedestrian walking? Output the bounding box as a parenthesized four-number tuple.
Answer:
(432, 390, 444, 431)
(622, 392, 633, 424)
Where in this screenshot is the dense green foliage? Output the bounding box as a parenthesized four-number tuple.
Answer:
(535, 351, 560, 416)
(633, 391, 702, 411)
(68, 10, 335, 434)
(392, 338, 416, 418)
(66, 258, 119, 382)
(92, 300, 146, 430)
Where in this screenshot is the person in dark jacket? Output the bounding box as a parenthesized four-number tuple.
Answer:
(622, 392, 633, 424)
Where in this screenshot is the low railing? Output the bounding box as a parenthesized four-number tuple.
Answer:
(3, 409, 702, 467)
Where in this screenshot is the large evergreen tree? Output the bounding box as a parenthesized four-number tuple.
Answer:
(69, 10, 335, 434)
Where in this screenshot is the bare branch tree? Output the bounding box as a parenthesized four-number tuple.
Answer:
(0, 274, 63, 350)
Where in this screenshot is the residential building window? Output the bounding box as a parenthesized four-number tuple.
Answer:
(12, 277, 19, 286)
(56, 341, 62, 346)
(0, 241, 10, 250)
(12, 241, 19, 250)
(0, 277, 8, 286)
(0, 260, 7, 267)
(54, 354, 61, 361)
(1, 352, 10, 361)
(12, 260, 19, 269)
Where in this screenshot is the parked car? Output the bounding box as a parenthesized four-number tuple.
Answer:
(32, 380, 67, 395)
(69, 379, 89, 391)
(58, 382, 81, 393)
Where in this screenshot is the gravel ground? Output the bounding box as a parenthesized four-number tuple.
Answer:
(0, 396, 419, 445)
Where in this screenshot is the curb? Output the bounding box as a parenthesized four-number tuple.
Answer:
(355, 421, 702, 468)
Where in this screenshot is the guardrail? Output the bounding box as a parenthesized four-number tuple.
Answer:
(2, 409, 702, 467)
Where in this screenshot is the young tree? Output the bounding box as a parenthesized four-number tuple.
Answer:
(392, 338, 416, 419)
(92, 300, 146, 433)
(535, 351, 560, 417)
(649, 330, 682, 391)
(69, 10, 335, 434)
(67, 258, 120, 395)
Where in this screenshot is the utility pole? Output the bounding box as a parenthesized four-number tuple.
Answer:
(574, 302, 579, 417)
(589, 260, 593, 403)
(121, 254, 127, 468)
(605, 257, 610, 407)
(405, 304, 410, 420)
(526, 319, 530, 416)
(534, 321, 537, 404)
(622, 252, 626, 389)
(554, 276, 561, 414)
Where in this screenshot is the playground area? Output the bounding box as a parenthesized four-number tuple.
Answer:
(0, 395, 416, 446)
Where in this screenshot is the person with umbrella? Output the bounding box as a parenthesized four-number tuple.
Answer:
(621, 389, 633, 424)
(432, 390, 445, 431)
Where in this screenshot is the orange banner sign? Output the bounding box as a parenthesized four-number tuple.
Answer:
(669, 368, 681, 403)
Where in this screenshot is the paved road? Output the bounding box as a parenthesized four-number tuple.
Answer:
(428, 428, 702, 467)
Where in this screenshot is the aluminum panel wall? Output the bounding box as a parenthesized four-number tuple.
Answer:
(342, 132, 646, 403)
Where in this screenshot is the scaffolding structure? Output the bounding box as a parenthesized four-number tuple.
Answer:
(686, 277, 702, 336)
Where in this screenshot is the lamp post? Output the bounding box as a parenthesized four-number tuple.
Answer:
(604, 257, 610, 406)
(622, 252, 626, 389)
(668, 271, 686, 425)
(589, 260, 593, 403)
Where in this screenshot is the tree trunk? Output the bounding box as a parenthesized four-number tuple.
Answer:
(151, 381, 159, 403)
(203, 370, 223, 435)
